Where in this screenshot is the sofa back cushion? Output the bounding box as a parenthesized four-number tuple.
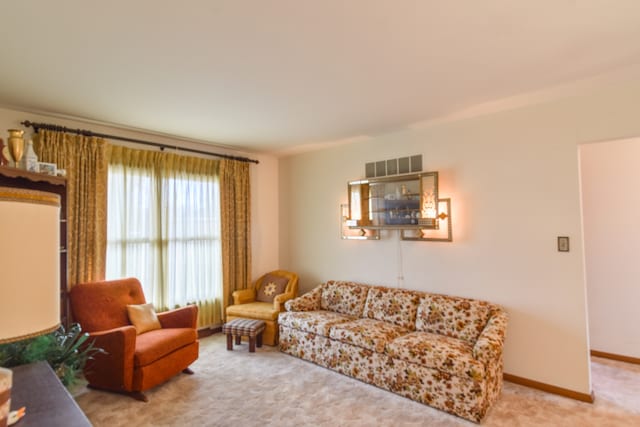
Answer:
(415, 294, 493, 343)
(320, 280, 370, 317)
(362, 287, 419, 330)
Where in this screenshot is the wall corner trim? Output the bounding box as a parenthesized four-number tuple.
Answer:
(503, 373, 594, 403)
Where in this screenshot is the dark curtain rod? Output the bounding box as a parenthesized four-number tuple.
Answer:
(20, 120, 259, 164)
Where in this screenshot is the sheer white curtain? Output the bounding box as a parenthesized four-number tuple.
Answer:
(106, 147, 223, 327)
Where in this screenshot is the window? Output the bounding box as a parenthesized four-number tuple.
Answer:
(106, 148, 222, 327)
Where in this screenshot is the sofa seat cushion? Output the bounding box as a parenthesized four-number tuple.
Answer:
(134, 328, 197, 367)
(320, 281, 370, 317)
(386, 331, 485, 380)
(415, 294, 493, 343)
(362, 286, 419, 330)
(226, 301, 280, 321)
(279, 310, 355, 336)
(329, 318, 410, 353)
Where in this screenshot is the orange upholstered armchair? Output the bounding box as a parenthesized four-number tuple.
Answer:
(225, 270, 298, 346)
(69, 278, 199, 401)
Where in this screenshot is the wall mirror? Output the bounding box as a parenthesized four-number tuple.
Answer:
(347, 172, 439, 230)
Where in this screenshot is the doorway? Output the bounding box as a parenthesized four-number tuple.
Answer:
(579, 137, 640, 362)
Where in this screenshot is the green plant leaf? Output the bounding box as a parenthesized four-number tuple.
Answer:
(0, 323, 104, 387)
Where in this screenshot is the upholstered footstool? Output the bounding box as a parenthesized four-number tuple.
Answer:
(222, 318, 266, 352)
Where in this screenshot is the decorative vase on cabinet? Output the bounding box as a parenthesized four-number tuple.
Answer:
(6, 129, 25, 168)
(20, 139, 39, 172)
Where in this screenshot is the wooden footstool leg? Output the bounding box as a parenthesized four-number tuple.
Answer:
(257, 331, 263, 348)
(249, 336, 256, 352)
(226, 333, 233, 351)
(235, 335, 241, 345)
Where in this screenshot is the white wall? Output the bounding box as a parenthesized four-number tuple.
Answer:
(0, 106, 280, 281)
(581, 137, 640, 359)
(279, 76, 640, 395)
(250, 153, 280, 279)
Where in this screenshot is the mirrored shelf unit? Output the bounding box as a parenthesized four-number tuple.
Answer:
(346, 172, 439, 230)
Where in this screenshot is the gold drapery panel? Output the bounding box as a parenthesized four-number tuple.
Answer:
(219, 159, 251, 319)
(34, 129, 108, 287)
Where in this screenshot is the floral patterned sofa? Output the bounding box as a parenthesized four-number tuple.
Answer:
(279, 280, 508, 423)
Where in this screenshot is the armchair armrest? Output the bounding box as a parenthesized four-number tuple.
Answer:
(84, 325, 137, 391)
(157, 305, 198, 329)
(284, 286, 322, 312)
(232, 288, 256, 305)
(273, 292, 296, 312)
(473, 309, 508, 366)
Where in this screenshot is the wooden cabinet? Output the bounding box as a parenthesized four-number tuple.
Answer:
(0, 166, 69, 328)
(11, 361, 92, 426)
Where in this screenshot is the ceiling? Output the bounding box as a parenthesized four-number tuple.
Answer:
(1, 1, 640, 155)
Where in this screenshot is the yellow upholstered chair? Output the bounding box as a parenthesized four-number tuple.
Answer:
(225, 270, 298, 346)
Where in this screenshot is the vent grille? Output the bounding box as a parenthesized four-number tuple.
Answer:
(365, 155, 422, 178)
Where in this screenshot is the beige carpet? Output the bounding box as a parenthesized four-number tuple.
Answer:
(75, 334, 640, 426)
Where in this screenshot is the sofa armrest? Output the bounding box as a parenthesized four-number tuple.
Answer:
(157, 305, 198, 329)
(273, 292, 296, 312)
(473, 309, 508, 366)
(84, 325, 137, 391)
(284, 286, 322, 312)
(232, 288, 256, 305)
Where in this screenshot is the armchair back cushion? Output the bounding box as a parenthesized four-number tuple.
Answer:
(70, 278, 146, 332)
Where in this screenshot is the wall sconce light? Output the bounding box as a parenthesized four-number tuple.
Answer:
(401, 198, 452, 242)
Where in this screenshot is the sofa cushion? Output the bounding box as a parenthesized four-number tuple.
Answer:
(386, 331, 485, 380)
(362, 287, 419, 330)
(226, 301, 280, 321)
(279, 310, 355, 336)
(415, 294, 493, 343)
(285, 286, 322, 312)
(134, 328, 197, 367)
(320, 280, 370, 317)
(329, 318, 410, 353)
